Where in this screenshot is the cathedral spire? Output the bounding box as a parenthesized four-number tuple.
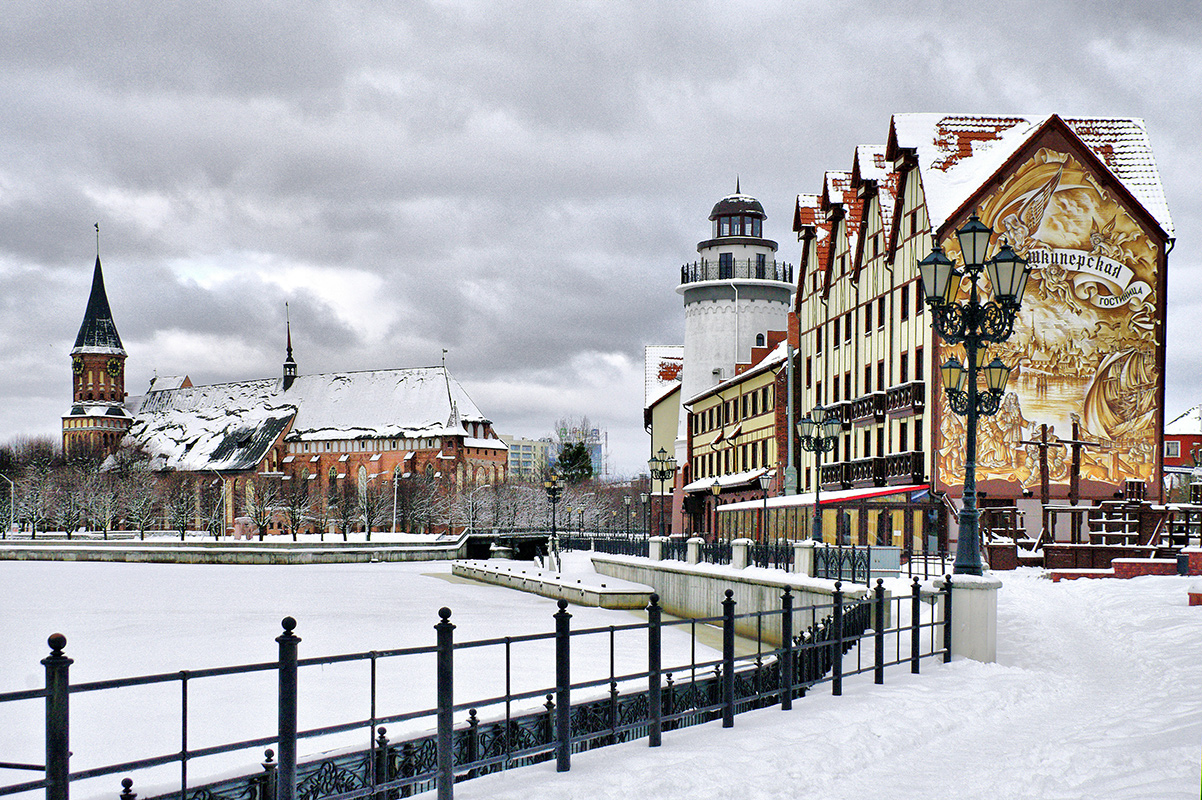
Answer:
(72, 249, 124, 354)
(283, 302, 297, 390)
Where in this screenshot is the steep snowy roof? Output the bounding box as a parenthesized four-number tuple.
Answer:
(72, 257, 124, 355)
(126, 366, 490, 472)
(889, 114, 1173, 236)
(644, 345, 683, 407)
(853, 144, 899, 233)
(1166, 405, 1202, 436)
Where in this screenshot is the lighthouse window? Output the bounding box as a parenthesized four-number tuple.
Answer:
(756, 253, 766, 278)
(721, 217, 731, 236)
(753, 218, 761, 237)
(719, 252, 733, 279)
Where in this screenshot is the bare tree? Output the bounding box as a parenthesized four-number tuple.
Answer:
(83, 469, 121, 539)
(52, 464, 87, 538)
(243, 474, 282, 540)
(280, 476, 311, 541)
(361, 480, 390, 541)
(393, 477, 440, 534)
(308, 484, 332, 540)
(331, 481, 360, 540)
(162, 473, 195, 540)
(124, 467, 161, 540)
(199, 478, 226, 539)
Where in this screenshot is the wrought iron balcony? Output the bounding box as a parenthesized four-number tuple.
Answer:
(680, 259, 794, 285)
(851, 392, 888, 425)
(885, 381, 925, 418)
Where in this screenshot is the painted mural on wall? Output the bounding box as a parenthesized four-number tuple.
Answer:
(936, 148, 1160, 492)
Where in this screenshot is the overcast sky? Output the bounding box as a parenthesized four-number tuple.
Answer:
(1, 1, 1199, 477)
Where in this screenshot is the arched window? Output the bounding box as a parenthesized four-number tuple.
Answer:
(328, 467, 337, 496)
(755, 333, 765, 347)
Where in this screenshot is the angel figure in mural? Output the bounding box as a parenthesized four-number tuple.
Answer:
(1000, 163, 1062, 255)
(1088, 216, 1124, 261)
(1037, 259, 1084, 314)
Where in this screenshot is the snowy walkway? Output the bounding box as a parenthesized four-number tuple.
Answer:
(456, 569, 1202, 800)
(2, 561, 1200, 799)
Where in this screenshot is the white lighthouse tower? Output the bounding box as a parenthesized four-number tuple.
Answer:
(675, 184, 794, 468)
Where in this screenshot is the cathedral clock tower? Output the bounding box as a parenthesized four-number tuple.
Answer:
(62, 254, 132, 458)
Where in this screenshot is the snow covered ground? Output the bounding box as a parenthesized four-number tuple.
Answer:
(2, 556, 1200, 799)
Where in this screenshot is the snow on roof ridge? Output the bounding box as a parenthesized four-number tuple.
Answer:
(890, 113, 1172, 235)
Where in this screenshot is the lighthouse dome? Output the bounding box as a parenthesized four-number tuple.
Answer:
(709, 193, 765, 221)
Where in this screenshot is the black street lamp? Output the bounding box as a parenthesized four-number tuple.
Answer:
(624, 495, 631, 536)
(798, 405, 842, 542)
(640, 491, 649, 536)
(544, 473, 563, 571)
(758, 472, 772, 544)
(648, 447, 677, 537)
(918, 212, 1031, 576)
(709, 479, 721, 540)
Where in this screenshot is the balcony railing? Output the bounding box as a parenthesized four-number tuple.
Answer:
(819, 461, 850, 490)
(885, 381, 925, 417)
(818, 451, 923, 490)
(884, 451, 924, 484)
(829, 400, 853, 431)
(848, 456, 886, 487)
(680, 259, 794, 285)
(851, 392, 887, 424)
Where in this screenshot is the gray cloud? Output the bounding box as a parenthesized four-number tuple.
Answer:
(1, 1, 1199, 476)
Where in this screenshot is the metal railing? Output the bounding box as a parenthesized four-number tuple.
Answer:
(814, 544, 872, 583)
(679, 260, 794, 285)
(2, 583, 952, 800)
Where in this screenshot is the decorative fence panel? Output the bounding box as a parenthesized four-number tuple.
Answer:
(1, 580, 951, 800)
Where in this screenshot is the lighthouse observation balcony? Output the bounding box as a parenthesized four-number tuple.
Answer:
(680, 259, 794, 286)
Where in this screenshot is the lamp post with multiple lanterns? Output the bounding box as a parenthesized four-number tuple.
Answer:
(648, 447, 677, 537)
(918, 212, 1032, 576)
(709, 479, 721, 540)
(797, 405, 842, 542)
(758, 472, 772, 544)
(544, 473, 563, 571)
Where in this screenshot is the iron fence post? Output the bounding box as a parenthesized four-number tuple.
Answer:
(554, 599, 571, 772)
(275, 618, 300, 800)
(874, 578, 885, 685)
(119, 779, 135, 800)
(466, 711, 479, 781)
(831, 582, 843, 696)
(373, 728, 391, 800)
(43, 633, 72, 800)
(647, 593, 662, 747)
(259, 750, 277, 800)
(780, 587, 793, 710)
(722, 589, 735, 728)
(911, 577, 921, 674)
(943, 574, 953, 663)
(435, 607, 455, 800)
